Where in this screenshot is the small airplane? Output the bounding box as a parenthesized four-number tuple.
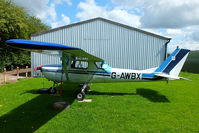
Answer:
(5, 39, 190, 101)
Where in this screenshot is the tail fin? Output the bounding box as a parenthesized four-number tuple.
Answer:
(155, 48, 190, 77)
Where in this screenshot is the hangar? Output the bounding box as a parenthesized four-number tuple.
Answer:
(31, 17, 170, 77)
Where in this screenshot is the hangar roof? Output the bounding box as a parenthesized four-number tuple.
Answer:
(32, 17, 171, 41)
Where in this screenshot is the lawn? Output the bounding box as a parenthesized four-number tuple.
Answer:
(0, 72, 198, 133)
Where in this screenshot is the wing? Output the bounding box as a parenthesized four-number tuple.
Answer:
(5, 39, 103, 61)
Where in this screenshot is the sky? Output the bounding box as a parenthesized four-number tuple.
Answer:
(11, 0, 199, 52)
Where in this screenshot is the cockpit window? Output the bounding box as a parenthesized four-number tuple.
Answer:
(102, 62, 112, 73)
(71, 61, 88, 69)
(95, 62, 103, 69)
(95, 62, 112, 73)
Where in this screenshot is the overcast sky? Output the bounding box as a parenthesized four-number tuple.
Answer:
(11, 0, 199, 52)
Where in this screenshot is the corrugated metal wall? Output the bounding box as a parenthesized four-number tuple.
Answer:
(31, 19, 169, 76)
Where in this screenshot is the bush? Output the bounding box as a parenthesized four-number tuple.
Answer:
(0, 0, 50, 72)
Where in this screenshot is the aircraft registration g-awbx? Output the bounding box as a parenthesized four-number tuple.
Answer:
(5, 39, 190, 100)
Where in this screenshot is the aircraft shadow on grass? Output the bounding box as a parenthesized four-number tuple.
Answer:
(136, 88, 170, 102)
(0, 85, 78, 133)
(89, 91, 136, 96)
(0, 87, 169, 132)
(90, 88, 170, 103)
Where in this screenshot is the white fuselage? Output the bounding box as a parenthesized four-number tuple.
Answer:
(41, 65, 160, 84)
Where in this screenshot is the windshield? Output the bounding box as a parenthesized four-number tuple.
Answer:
(101, 62, 111, 73)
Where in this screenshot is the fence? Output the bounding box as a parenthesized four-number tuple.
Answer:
(0, 66, 31, 84)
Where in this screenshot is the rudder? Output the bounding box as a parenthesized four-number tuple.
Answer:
(155, 48, 190, 76)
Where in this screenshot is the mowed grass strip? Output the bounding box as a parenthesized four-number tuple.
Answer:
(0, 72, 198, 133)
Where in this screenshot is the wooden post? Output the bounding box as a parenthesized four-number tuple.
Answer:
(4, 68, 7, 83)
(17, 67, 19, 79)
(26, 66, 28, 78)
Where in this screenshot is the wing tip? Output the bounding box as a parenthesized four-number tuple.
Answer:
(5, 39, 80, 50)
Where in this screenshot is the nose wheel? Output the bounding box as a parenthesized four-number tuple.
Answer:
(48, 82, 57, 94)
(76, 84, 90, 101)
(49, 86, 57, 94)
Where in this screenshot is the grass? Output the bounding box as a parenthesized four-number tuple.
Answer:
(0, 72, 199, 133)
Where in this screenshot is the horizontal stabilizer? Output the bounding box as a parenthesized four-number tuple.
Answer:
(155, 73, 190, 80)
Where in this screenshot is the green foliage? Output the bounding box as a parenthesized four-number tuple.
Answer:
(0, 0, 50, 72)
(182, 50, 199, 73)
(0, 47, 31, 71)
(27, 16, 50, 34)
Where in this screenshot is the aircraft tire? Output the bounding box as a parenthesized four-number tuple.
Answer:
(77, 92, 85, 101)
(49, 87, 57, 94)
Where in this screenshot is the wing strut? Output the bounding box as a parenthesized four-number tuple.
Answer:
(62, 52, 69, 81)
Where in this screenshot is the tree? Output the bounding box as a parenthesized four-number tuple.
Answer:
(0, 0, 50, 72)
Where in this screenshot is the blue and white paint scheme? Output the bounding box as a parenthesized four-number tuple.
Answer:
(38, 48, 190, 83)
(5, 39, 190, 100)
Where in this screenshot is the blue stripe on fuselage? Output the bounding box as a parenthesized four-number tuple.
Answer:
(142, 72, 164, 80)
(43, 64, 62, 67)
(142, 73, 156, 78)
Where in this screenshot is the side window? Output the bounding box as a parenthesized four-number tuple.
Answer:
(71, 61, 88, 69)
(95, 62, 103, 69)
(71, 61, 76, 68)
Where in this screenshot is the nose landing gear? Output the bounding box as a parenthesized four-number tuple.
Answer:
(48, 82, 57, 94)
(49, 86, 57, 94)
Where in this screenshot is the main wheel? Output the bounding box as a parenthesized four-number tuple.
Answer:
(49, 87, 57, 94)
(77, 92, 85, 101)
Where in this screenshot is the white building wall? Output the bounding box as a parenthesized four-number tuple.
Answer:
(31, 18, 169, 76)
